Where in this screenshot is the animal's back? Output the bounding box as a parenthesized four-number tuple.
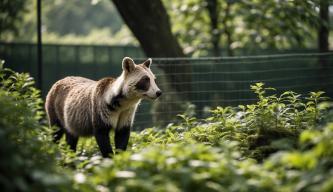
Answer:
(45, 76, 96, 136)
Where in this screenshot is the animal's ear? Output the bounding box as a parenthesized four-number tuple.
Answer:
(122, 57, 135, 73)
(143, 58, 152, 68)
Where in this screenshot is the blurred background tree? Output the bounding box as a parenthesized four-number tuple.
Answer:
(0, 0, 28, 39)
(44, 0, 122, 36)
(0, 0, 332, 55)
(164, 0, 330, 56)
(1, 0, 137, 45)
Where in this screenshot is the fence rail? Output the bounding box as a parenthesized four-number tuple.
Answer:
(0, 42, 332, 129)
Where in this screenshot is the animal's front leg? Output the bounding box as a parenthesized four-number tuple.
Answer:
(94, 128, 113, 157)
(115, 107, 136, 152)
(93, 113, 114, 157)
(115, 126, 131, 151)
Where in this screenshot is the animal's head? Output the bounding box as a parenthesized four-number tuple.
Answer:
(121, 57, 162, 100)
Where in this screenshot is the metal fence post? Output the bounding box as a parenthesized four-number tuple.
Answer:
(36, 0, 43, 91)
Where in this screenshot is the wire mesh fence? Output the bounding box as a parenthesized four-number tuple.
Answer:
(0, 42, 332, 130)
(0, 42, 146, 94)
(134, 53, 333, 129)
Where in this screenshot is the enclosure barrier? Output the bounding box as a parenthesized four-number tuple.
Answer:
(134, 53, 333, 129)
(0, 42, 146, 93)
(0, 42, 332, 129)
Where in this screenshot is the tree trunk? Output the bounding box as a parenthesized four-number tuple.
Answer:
(111, 0, 191, 94)
(318, 0, 329, 53)
(206, 0, 221, 57)
(318, 0, 329, 90)
(224, 2, 233, 56)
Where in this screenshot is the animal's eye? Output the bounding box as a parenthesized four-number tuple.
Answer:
(142, 76, 150, 81)
(135, 75, 150, 91)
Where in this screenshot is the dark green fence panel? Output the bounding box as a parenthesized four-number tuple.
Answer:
(0, 42, 146, 96)
(136, 53, 333, 129)
(0, 42, 332, 130)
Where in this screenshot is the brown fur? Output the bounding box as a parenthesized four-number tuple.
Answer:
(45, 76, 117, 136)
(45, 57, 161, 157)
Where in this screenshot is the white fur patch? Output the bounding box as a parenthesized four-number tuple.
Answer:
(104, 72, 125, 104)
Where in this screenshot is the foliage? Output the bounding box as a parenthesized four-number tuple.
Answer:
(164, 0, 323, 56)
(1, 64, 333, 192)
(77, 120, 333, 192)
(41, 26, 138, 45)
(130, 83, 329, 160)
(2, 0, 330, 54)
(0, 61, 74, 192)
(74, 121, 333, 192)
(0, 60, 43, 118)
(265, 123, 333, 192)
(43, 0, 122, 36)
(69, 83, 332, 192)
(0, 0, 134, 45)
(0, 0, 28, 36)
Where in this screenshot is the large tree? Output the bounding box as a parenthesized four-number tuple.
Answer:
(318, 0, 330, 88)
(112, 0, 192, 94)
(206, 0, 220, 56)
(318, 0, 329, 53)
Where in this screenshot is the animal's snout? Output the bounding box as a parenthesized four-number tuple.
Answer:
(156, 90, 162, 97)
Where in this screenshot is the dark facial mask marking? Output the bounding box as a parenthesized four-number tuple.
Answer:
(135, 75, 150, 91)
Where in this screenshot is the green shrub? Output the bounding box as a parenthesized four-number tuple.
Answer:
(0, 61, 43, 119)
(0, 61, 73, 192)
(179, 83, 329, 160)
(83, 142, 278, 192)
(75, 123, 333, 192)
(70, 83, 332, 192)
(1, 61, 332, 192)
(265, 123, 333, 192)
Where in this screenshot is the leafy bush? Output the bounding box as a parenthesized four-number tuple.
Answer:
(79, 123, 333, 192)
(0, 61, 73, 192)
(130, 83, 329, 160)
(71, 83, 332, 192)
(1, 62, 332, 192)
(266, 123, 333, 192)
(0, 61, 43, 118)
(84, 143, 278, 192)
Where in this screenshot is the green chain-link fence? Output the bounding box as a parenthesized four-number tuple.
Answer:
(1, 42, 332, 130)
(0, 42, 145, 94)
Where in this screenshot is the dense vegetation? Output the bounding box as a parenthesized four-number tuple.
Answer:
(2, 0, 332, 55)
(1, 64, 333, 192)
(165, 0, 328, 56)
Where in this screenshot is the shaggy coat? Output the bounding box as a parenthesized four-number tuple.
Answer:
(45, 57, 161, 157)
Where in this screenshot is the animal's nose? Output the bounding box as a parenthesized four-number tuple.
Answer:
(156, 90, 162, 97)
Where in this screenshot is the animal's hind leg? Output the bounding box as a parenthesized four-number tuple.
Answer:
(48, 117, 64, 144)
(65, 131, 79, 151)
(45, 101, 64, 143)
(53, 126, 64, 143)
